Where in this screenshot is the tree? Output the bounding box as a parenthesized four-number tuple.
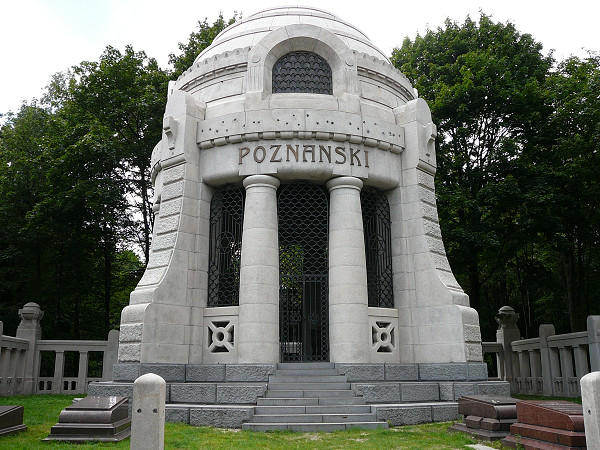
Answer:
(169, 12, 238, 78)
(533, 54, 600, 331)
(392, 14, 553, 337)
(64, 45, 170, 263)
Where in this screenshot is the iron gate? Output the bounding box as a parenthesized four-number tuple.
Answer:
(278, 182, 329, 362)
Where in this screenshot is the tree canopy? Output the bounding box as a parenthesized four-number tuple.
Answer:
(393, 14, 600, 338)
(1, 11, 598, 343)
(0, 13, 239, 339)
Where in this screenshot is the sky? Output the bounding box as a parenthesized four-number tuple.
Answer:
(1, 0, 598, 116)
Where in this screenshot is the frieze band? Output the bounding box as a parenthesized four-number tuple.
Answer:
(239, 144, 370, 167)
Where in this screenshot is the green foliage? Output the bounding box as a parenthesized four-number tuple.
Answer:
(393, 15, 600, 338)
(169, 12, 239, 78)
(0, 12, 235, 340)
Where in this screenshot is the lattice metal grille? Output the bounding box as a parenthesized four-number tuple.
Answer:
(207, 185, 244, 307)
(272, 51, 333, 94)
(361, 187, 394, 308)
(278, 182, 329, 362)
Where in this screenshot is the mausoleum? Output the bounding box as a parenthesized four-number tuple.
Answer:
(117, 5, 483, 369)
(91, 7, 509, 429)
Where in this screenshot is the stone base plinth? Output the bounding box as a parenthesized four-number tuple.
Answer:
(43, 397, 131, 442)
(91, 363, 508, 429)
(448, 394, 517, 441)
(0, 406, 27, 436)
(501, 401, 586, 449)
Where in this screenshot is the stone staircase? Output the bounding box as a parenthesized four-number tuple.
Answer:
(242, 362, 388, 431)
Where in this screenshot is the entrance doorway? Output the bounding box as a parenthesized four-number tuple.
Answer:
(278, 182, 329, 362)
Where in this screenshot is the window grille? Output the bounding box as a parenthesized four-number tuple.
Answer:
(361, 187, 394, 308)
(207, 185, 244, 307)
(272, 51, 333, 94)
(278, 182, 329, 361)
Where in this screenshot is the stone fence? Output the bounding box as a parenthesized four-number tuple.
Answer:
(482, 306, 600, 397)
(0, 303, 118, 396)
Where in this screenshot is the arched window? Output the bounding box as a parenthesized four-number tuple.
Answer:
(272, 51, 333, 94)
(207, 185, 244, 307)
(361, 187, 394, 308)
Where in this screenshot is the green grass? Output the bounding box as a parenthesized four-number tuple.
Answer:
(0, 394, 503, 449)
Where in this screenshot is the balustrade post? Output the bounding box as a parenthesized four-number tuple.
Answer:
(15, 303, 44, 394)
(573, 345, 590, 380)
(53, 351, 65, 394)
(588, 315, 600, 371)
(495, 306, 521, 391)
(77, 351, 89, 394)
(518, 350, 531, 394)
(530, 350, 542, 395)
(558, 346, 575, 396)
(103, 330, 119, 381)
(538, 323, 556, 396)
(7, 349, 17, 395)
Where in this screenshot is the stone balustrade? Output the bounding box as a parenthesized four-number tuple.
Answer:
(0, 303, 118, 396)
(482, 306, 600, 397)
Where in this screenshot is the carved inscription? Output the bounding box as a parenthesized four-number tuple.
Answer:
(239, 144, 370, 168)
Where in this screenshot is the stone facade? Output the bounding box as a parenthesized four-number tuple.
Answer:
(116, 6, 483, 367)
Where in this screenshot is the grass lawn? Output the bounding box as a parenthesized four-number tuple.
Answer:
(0, 394, 507, 449)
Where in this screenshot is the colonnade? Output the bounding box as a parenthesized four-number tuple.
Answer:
(236, 175, 371, 364)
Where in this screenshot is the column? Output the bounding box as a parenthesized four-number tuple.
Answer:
(77, 351, 89, 394)
(53, 350, 65, 394)
(237, 175, 280, 363)
(326, 176, 370, 363)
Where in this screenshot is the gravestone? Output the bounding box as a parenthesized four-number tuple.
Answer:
(0, 405, 26, 436)
(449, 395, 517, 440)
(502, 400, 586, 449)
(43, 396, 130, 442)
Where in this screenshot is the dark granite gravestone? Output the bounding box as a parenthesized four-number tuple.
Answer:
(502, 400, 586, 449)
(0, 405, 27, 436)
(448, 395, 517, 440)
(44, 396, 130, 442)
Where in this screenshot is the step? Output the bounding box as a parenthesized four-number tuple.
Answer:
(269, 375, 347, 383)
(267, 382, 351, 390)
(254, 405, 372, 415)
(318, 397, 367, 405)
(251, 413, 378, 424)
(275, 368, 340, 376)
(257, 397, 319, 406)
(242, 421, 388, 432)
(277, 362, 335, 370)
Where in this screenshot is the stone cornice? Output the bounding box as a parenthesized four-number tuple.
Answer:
(196, 130, 404, 154)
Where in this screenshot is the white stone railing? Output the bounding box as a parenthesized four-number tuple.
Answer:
(35, 336, 118, 394)
(483, 307, 600, 397)
(0, 303, 118, 396)
(0, 324, 29, 396)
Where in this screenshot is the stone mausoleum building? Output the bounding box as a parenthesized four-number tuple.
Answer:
(93, 6, 508, 429)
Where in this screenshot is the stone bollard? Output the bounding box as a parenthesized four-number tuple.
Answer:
(131, 373, 166, 450)
(581, 371, 600, 450)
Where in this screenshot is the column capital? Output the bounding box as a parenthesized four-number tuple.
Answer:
(326, 176, 363, 192)
(243, 174, 280, 190)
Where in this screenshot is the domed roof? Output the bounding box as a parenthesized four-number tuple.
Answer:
(195, 6, 390, 63)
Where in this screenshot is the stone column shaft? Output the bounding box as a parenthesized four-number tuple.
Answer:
(326, 176, 369, 363)
(237, 175, 280, 363)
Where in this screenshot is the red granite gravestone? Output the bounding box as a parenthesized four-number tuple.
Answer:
(448, 395, 518, 440)
(44, 396, 130, 442)
(0, 405, 27, 436)
(502, 400, 586, 449)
